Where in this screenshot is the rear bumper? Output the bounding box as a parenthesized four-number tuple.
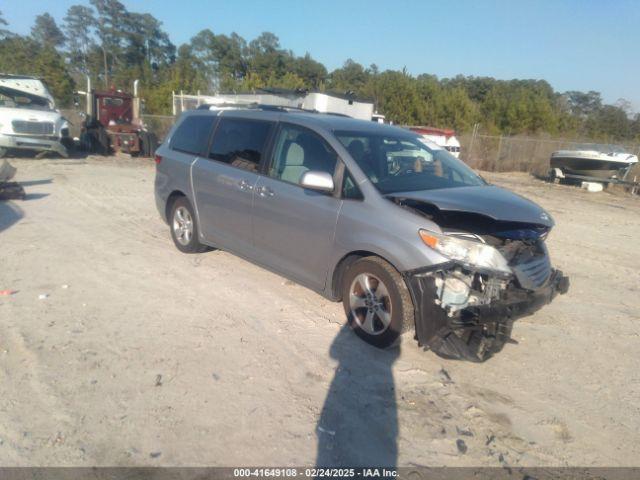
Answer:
(0, 133, 67, 156)
(404, 264, 569, 353)
(155, 188, 168, 223)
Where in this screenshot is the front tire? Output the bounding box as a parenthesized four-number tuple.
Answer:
(341, 256, 414, 349)
(169, 197, 207, 253)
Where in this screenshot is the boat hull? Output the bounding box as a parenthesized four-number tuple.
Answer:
(550, 156, 633, 179)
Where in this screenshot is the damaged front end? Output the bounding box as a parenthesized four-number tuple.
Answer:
(395, 196, 570, 362)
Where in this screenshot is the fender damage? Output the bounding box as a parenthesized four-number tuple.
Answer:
(390, 191, 570, 362)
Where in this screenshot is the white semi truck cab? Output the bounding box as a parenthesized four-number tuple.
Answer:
(0, 74, 71, 158)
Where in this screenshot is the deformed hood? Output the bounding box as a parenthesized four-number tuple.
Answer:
(386, 185, 554, 227)
(0, 76, 55, 108)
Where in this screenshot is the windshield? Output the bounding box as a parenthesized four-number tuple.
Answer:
(335, 130, 485, 194)
(0, 87, 53, 111)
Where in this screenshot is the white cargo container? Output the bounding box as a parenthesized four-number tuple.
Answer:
(172, 90, 374, 121)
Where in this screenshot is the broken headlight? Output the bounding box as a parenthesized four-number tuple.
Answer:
(419, 229, 511, 275)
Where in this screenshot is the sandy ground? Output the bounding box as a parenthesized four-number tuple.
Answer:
(0, 155, 639, 467)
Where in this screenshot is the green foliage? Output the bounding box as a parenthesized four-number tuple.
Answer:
(31, 13, 66, 48)
(330, 59, 370, 93)
(63, 5, 96, 75)
(0, 36, 75, 105)
(1, 2, 638, 141)
(0, 10, 14, 39)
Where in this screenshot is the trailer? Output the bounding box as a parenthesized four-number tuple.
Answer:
(172, 88, 375, 121)
(546, 166, 640, 194)
(408, 126, 461, 158)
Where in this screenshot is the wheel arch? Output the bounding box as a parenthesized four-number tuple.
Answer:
(165, 190, 187, 222)
(329, 250, 403, 301)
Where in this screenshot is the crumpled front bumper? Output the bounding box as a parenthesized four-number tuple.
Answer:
(0, 133, 68, 156)
(403, 262, 569, 360)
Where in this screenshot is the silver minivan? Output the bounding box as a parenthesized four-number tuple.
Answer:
(154, 106, 569, 362)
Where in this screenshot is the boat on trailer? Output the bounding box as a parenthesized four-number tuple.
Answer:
(550, 144, 638, 180)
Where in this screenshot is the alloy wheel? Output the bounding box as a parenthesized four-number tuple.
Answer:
(349, 273, 393, 335)
(173, 206, 193, 246)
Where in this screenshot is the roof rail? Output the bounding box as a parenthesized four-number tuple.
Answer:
(196, 102, 350, 117)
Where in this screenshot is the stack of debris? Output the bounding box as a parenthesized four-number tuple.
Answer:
(0, 159, 25, 200)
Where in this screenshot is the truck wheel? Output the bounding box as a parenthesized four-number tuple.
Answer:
(169, 196, 207, 254)
(96, 128, 110, 155)
(341, 256, 414, 349)
(142, 132, 158, 157)
(61, 137, 75, 155)
(140, 132, 150, 157)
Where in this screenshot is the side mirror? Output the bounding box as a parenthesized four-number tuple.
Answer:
(300, 170, 335, 193)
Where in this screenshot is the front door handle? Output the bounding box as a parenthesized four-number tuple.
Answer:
(238, 179, 253, 191)
(258, 185, 274, 197)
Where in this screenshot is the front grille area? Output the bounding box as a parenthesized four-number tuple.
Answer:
(512, 254, 551, 290)
(12, 120, 54, 136)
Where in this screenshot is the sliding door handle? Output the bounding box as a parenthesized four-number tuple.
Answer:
(238, 179, 253, 191)
(258, 185, 274, 197)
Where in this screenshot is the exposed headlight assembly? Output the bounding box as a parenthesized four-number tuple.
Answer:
(419, 229, 511, 275)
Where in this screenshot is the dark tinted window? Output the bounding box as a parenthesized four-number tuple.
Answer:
(170, 115, 216, 155)
(209, 118, 272, 172)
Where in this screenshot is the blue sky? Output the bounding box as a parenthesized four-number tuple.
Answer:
(3, 0, 639, 112)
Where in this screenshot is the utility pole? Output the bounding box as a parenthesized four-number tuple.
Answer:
(101, 45, 108, 88)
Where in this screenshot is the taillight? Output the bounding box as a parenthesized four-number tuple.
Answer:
(154, 154, 162, 164)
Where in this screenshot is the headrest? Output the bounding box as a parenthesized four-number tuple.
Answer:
(284, 141, 305, 166)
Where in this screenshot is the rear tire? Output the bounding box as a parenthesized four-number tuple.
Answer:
(169, 197, 207, 253)
(341, 256, 414, 349)
(144, 132, 158, 157)
(96, 128, 110, 155)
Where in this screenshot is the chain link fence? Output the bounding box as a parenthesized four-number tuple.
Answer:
(141, 114, 175, 141)
(68, 104, 640, 188)
(459, 130, 640, 176)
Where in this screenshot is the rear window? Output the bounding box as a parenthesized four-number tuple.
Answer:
(170, 115, 216, 155)
(209, 118, 273, 172)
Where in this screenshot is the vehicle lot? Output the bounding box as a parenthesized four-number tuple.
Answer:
(1, 155, 639, 466)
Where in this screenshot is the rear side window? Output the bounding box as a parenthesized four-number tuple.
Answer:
(209, 118, 272, 172)
(170, 115, 216, 155)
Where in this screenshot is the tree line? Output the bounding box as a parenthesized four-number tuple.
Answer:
(0, 1, 638, 141)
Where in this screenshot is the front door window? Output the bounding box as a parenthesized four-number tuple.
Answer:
(269, 124, 338, 185)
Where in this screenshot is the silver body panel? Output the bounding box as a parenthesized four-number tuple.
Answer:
(154, 110, 551, 300)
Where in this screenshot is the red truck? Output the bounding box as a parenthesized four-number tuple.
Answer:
(79, 78, 157, 157)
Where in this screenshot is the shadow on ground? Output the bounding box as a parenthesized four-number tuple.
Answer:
(19, 179, 53, 187)
(316, 325, 399, 467)
(0, 201, 24, 234)
(23, 193, 50, 201)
